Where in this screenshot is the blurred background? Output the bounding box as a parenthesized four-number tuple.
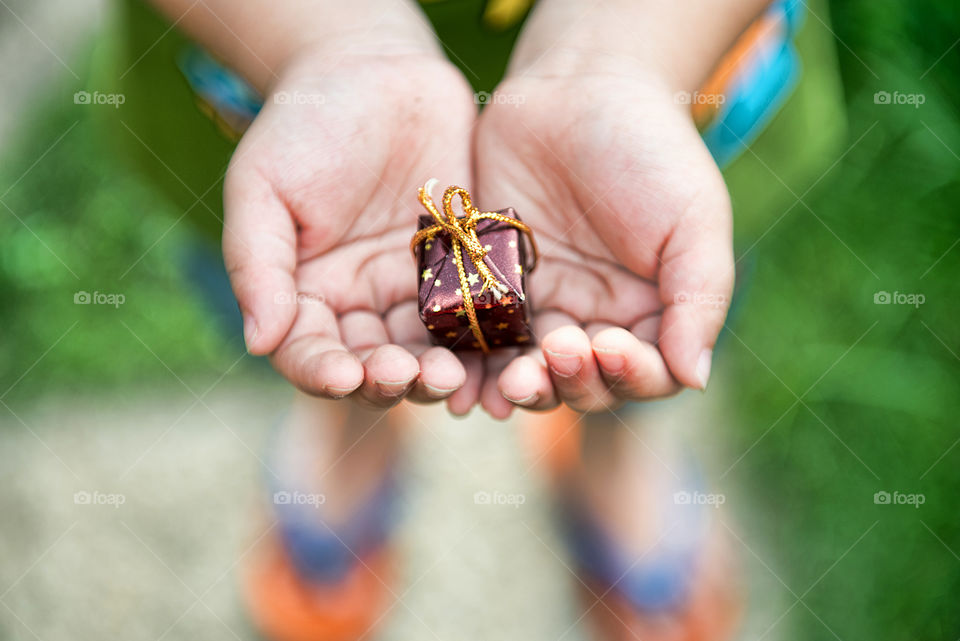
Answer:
(1, 0, 958, 639)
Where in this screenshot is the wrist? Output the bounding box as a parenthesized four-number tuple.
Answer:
(504, 45, 685, 97)
(271, 31, 442, 93)
(173, 0, 442, 94)
(506, 0, 771, 94)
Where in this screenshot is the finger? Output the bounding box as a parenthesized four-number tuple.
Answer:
(355, 344, 421, 408)
(498, 355, 557, 411)
(223, 161, 297, 355)
(339, 310, 391, 354)
(447, 351, 484, 416)
(658, 177, 734, 390)
(592, 327, 681, 400)
(497, 309, 570, 410)
(272, 340, 365, 398)
(408, 346, 467, 403)
(583, 321, 617, 340)
(381, 301, 463, 401)
(382, 301, 427, 346)
(542, 325, 618, 413)
(480, 349, 520, 420)
(270, 300, 364, 398)
(631, 314, 661, 343)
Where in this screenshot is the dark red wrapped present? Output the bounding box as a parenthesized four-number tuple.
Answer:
(411, 181, 538, 352)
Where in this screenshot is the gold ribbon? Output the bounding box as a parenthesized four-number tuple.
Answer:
(411, 180, 538, 353)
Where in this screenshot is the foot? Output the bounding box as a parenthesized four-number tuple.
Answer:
(527, 406, 742, 641)
(275, 393, 403, 525)
(243, 394, 405, 641)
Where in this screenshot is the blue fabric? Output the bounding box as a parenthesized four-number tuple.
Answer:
(177, 0, 805, 165)
(177, 47, 261, 131)
(703, 0, 805, 168)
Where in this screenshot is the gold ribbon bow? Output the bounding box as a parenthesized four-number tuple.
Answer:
(411, 179, 538, 353)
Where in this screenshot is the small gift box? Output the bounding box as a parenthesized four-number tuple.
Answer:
(411, 181, 538, 352)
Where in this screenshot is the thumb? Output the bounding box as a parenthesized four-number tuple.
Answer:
(223, 164, 298, 355)
(657, 180, 734, 390)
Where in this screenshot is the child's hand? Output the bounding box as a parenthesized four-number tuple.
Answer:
(473, 65, 734, 416)
(224, 49, 478, 407)
(466, 0, 771, 416)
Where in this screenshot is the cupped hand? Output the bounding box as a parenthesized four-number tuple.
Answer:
(473, 70, 734, 416)
(224, 50, 479, 408)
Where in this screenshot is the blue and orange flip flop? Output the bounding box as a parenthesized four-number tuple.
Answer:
(522, 406, 743, 641)
(242, 412, 404, 641)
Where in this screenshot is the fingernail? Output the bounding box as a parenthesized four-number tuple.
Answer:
(324, 385, 355, 399)
(375, 379, 412, 396)
(502, 391, 539, 405)
(545, 349, 582, 377)
(424, 383, 456, 397)
(242, 314, 258, 351)
(594, 348, 626, 376)
(696, 349, 713, 389)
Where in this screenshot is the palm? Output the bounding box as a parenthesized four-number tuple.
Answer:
(224, 54, 478, 404)
(473, 74, 734, 414)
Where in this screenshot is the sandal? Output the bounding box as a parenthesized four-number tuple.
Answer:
(522, 405, 743, 641)
(242, 408, 404, 641)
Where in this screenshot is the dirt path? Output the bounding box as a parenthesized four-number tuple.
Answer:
(0, 379, 784, 640)
(0, 382, 578, 641)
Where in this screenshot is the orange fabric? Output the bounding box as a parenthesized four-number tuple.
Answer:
(243, 536, 394, 641)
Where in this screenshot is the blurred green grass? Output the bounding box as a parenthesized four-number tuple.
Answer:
(0, 0, 959, 638)
(719, 1, 960, 638)
(0, 72, 253, 398)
